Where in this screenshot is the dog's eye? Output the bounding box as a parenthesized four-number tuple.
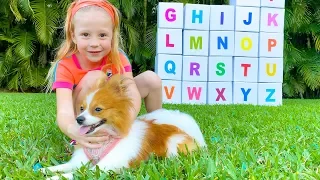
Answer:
(95, 107, 102, 112)
(80, 106, 84, 111)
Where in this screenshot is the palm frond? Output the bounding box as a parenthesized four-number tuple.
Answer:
(9, 0, 25, 22)
(31, 0, 60, 45)
(12, 29, 36, 59)
(18, 0, 34, 17)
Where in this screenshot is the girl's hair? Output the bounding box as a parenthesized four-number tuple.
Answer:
(45, 0, 123, 92)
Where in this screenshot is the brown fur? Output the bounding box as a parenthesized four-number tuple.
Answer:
(128, 120, 198, 167)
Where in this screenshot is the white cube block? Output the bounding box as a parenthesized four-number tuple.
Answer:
(233, 82, 258, 105)
(208, 82, 233, 105)
(258, 83, 282, 106)
(259, 32, 284, 57)
(229, 0, 261, 7)
(183, 30, 209, 56)
(261, 0, 285, 9)
(233, 57, 259, 82)
(157, 28, 182, 55)
(260, 7, 285, 33)
(210, 5, 235, 31)
(234, 31, 259, 57)
(182, 81, 207, 104)
(259, 58, 283, 83)
(235, 6, 260, 32)
(209, 31, 235, 56)
(182, 56, 208, 82)
(162, 80, 182, 104)
(155, 54, 182, 80)
(157, 2, 184, 29)
(184, 4, 211, 30)
(208, 56, 233, 82)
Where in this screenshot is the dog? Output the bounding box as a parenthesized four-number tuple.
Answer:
(40, 74, 207, 179)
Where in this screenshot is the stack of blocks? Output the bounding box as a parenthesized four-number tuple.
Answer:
(155, 0, 285, 106)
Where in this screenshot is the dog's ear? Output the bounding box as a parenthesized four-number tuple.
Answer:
(107, 74, 132, 95)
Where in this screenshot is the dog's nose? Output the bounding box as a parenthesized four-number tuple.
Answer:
(76, 116, 85, 125)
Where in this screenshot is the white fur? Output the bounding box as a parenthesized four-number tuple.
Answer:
(41, 109, 206, 180)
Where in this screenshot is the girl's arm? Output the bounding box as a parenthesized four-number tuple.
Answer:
(122, 72, 142, 121)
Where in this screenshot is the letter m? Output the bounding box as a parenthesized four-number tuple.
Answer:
(190, 36, 202, 50)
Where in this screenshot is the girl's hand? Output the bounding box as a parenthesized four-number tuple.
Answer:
(67, 124, 109, 149)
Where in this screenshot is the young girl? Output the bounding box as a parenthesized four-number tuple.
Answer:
(46, 0, 162, 149)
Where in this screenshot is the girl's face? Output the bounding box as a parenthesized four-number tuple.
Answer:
(72, 7, 113, 66)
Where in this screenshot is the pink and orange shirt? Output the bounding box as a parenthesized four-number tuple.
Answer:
(52, 50, 132, 90)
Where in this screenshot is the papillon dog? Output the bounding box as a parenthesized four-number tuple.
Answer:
(40, 74, 207, 180)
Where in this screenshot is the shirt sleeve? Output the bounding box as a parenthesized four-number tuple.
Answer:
(118, 49, 132, 73)
(52, 61, 75, 90)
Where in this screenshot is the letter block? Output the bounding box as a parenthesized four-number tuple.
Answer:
(210, 5, 235, 31)
(157, 28, 182, 55)
(183, 30, 209, 56)
(208, 56, 233, 82)
(207, 82, 233, 105)
(233, 82, 258, 105)
(261, 0, 285, 9)
(233, 57, 258, 82)
(209, 31, 235, 56)
(235, 6, 261, 32)
(229, 0, 261, 7)
(259, 32, 284, 58)
(234, 31, 259, 57)
(260, 7, 285, 33)
(258, 83, 282, 106)
(182, 81, 207, 104)
(182, 56, 208, 82)
(162, 80, 182, 104)
(184, 4, 211, 30)
(157, 2, 184, 29)
(155, 54, 182, 80)
(258, 58, 283, 83)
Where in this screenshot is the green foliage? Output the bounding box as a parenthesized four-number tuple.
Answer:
(0, 0, 320, 98)
(1, 94, 320, 178)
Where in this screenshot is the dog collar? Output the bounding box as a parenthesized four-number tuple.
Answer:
(84, 137, 121, 165)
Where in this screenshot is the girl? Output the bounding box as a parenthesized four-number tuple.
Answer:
(46, 0, 162, 149)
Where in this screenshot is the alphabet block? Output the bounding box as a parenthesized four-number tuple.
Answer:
(208, 56, 233, 82)
(234, 31, 259, 57)
(258, 83, 282, 106)
(157, 2, 184, 29)
(210, 5, 235, 31)
(261, 0, 285, 9)
(260, 7, 285, 33)
(258, 58, 283, 83)
(233, 57, 258, 82)
(229, 0, 261, 7)
(162, 80, 182, 104)
(209, 31, 235, 56)
(259, 32, 284, 58)
(155, 54, 182, 80)
(184, 4, 211, 30)
(157, 28, 182, 55)
(182, 56, 208, 82)
(182, 81, 207, 104)
(235, 6, 260, 32)
(207, 82, 233, 105)
(233, 82, 258, 105)
(183, 30, 209, 56)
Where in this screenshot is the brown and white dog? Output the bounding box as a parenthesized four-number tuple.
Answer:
(41, 75, 206, 180)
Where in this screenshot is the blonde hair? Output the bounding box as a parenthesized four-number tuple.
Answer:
(45, 0, 123, 92)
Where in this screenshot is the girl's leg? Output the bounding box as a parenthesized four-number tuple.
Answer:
(134, 70, 162, 112)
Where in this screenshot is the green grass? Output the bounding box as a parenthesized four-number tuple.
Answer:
(1, 93, 320, 179)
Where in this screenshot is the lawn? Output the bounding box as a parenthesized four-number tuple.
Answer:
(1, 93, 320, 179)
